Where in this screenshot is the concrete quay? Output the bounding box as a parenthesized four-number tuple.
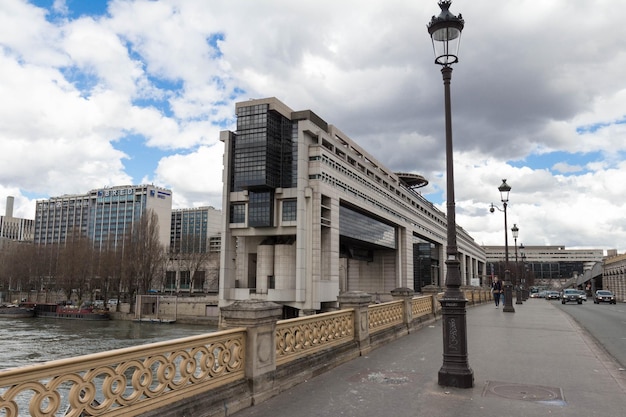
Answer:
(231, 300, 626, 417)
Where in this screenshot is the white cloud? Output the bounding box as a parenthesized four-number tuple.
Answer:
(2, 0, 626, 253)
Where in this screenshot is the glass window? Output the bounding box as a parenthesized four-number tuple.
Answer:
(339, 205, 396, 249)
(230, 203, 246, 223)
(282, 199, 297, 222)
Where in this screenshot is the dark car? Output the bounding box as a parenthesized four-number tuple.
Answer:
(561, 289, 583, 304)
(594, 290, 616, 304)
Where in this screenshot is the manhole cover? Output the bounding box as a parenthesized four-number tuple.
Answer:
(483, 381, 565, 403)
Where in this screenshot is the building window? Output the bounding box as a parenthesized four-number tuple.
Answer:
(249, 191, 273, 227)
(180, 271, 190, 290)
(282, 199, 297, 222)
(165, 271, 176, 290)
(230, 204, 245, 224)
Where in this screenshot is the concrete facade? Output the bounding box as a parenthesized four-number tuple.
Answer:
(601, 252, 626, 302)
(219, 97, 486, 315)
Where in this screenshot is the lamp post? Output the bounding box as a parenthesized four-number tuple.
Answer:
(520, 244, 528, 300)
(511, 224, 522, 305)
(490, 179, 515, 312)
(427, 0, 473, 388)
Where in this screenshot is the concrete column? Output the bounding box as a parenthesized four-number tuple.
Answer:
(220, 300, 283, 404)
(256, 244, 274, 294)
(338, 291, 372, 355)
(391, 287, 415, 328)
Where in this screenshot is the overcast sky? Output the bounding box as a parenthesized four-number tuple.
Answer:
(2, 0, 626, 254)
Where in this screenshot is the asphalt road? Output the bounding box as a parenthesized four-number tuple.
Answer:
(553, 299, 626, 368)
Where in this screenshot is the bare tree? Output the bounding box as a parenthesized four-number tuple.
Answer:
(123, 211, 167, 311)
(56, 230, 94, 303)
(170, 234, 212, 293)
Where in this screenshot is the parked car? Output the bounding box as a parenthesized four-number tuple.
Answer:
(107, 299, 119, 306)
(594, 290, 616, 304)
(546, 291, 560, 300)
(561, 289, 583, 304)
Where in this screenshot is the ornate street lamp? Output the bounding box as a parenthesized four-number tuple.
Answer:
(427, 0, 473, 388)
(490, 179, 515, 312)
(511, 224, 522, 305)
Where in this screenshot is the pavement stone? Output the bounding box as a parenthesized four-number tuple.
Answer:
(231, 299, 626, 417)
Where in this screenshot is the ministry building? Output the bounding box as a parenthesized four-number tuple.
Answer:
(219, 97, 486, 316)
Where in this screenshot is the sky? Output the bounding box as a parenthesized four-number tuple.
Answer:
(1, 0, 626, 254)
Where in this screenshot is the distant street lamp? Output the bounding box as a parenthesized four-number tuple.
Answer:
(520, 244, 528, 300)
(511, 224, 522, 305)
(427, 0, 473, 388)
(490, 179, 515, 313)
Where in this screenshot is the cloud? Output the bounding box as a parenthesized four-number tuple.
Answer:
(2, 0, 626, 253)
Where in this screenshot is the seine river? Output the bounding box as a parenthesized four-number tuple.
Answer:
(0, 317, 217, 370)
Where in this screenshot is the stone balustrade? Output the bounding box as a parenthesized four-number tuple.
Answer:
(0, 288, 491, 417)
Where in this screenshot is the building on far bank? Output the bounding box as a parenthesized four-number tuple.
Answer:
(33, 184, 172, 250)
(167, 206, 222, 293)
(219, 97, 486, 317)
(0, 196, 34, 250)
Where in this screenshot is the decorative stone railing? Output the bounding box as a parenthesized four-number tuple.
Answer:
(368, 300, 404, 332)
(412, 295, 434, 318)
(275, 310, 354, 365)
(0, 329, 246, 417)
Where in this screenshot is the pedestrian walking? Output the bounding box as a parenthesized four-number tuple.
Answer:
(492, 277, 502, 308)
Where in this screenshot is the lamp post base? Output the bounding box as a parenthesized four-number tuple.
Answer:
(503, 271, 515, 313)
(438, 295, 474, 388)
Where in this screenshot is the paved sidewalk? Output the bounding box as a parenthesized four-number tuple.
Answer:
(232, 300, 626, 417)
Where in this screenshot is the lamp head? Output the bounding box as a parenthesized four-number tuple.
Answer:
(498, 179, 511, 203)
(427, 1, 464, 66)
(511, 223, 519, 239)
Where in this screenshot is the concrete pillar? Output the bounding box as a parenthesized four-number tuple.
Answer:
(256, 244, 274, 294)
(337, 291, 372, 355)
(391, 287, 415, 328)
(220, 300, 283, 404)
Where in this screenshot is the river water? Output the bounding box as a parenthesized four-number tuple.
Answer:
(0, 317, 217, 370)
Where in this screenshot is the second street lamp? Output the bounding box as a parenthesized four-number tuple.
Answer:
(490, 179, 515, 313)
(427, 0, 473, 388)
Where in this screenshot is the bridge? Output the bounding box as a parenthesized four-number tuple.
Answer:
(0, 288, 491, 417)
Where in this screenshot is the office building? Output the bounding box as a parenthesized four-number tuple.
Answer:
(219, 97, 486, 315)
(167, 206, 222, 293)
(170, 206, 222, 254)
(34, 184, 172, 249)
